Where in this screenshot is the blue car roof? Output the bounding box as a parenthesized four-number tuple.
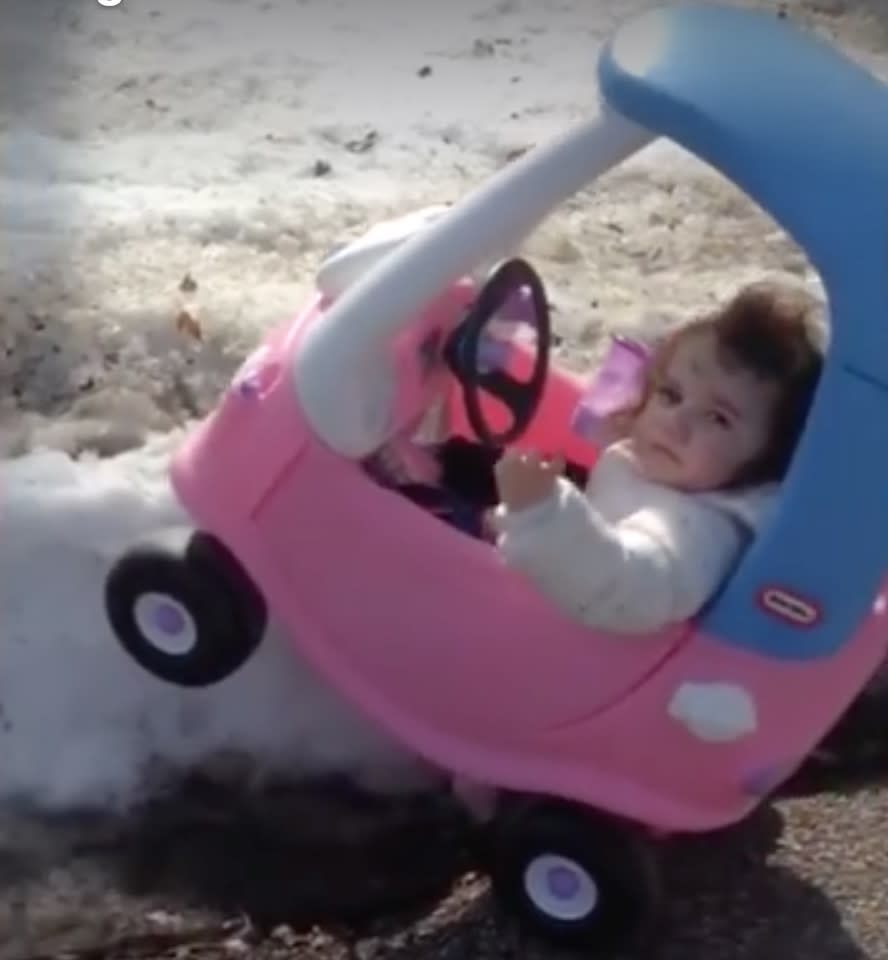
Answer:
(599, 4, 888, 381)
(598, 6, 888, 660)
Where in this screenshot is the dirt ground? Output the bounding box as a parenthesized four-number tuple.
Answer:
(3, 689, 888, 960)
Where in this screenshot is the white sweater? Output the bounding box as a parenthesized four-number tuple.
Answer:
(492, 443, 778, 634)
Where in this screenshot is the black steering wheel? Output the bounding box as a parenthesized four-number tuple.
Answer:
(444, 258, 551, 447)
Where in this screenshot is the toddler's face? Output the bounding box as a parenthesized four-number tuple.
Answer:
(628, 330, 778, 491)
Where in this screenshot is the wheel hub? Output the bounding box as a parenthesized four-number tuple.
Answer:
(133, 593, 199, 656)
(523, 853, 600, 922)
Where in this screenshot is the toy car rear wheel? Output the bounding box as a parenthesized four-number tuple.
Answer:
(488, 799, 661, 952)
(105, 530, 267, 687)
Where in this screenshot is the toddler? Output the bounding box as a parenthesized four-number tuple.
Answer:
(491, 281, 824, 632)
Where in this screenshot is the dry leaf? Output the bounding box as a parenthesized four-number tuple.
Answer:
(175, 308, 203, 341)
(345, 129, 378, 153)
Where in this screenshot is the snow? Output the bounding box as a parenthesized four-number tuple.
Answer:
(1, 0, 885, 812)
(0, 435, 443, 810)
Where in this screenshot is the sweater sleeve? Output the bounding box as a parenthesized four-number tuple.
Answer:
(492, 477, 744, 633)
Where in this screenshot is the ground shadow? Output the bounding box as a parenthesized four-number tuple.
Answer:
(88, 776, 876, 960)
(102, 772, 475, 932)
(784, 685, 888, 799)
(1, 766, 879, 960)
(358, 806, 871, 960)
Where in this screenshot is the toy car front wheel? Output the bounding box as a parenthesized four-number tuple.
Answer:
(488, 800, 660, 952)
(105, 530, 267, 687)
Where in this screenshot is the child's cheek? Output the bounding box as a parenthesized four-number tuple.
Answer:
(705, 437, 740, 484)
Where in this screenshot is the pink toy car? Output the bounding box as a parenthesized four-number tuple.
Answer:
(104, 7, 888, 952)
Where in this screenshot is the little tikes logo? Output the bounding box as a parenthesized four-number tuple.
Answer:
(757, 586, 821, 627)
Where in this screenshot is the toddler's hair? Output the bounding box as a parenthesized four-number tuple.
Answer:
(615, 281, 824, 487)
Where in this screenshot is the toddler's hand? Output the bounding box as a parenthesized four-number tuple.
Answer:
(495, 449, 564, 512)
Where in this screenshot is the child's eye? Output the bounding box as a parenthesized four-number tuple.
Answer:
(706, 410, 732, 429)
(654, 383, 681, 405)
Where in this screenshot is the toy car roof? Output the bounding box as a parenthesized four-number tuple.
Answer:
(600, 3, 888, 381)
